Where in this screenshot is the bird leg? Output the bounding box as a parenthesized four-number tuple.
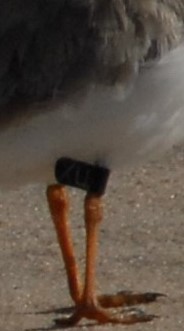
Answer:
(47, 184, 163, 326)
(47, 185, 82, 304)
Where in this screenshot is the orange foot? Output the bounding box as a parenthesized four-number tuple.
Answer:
(54, 291, 164, 327)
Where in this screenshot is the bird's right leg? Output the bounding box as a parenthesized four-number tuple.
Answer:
(47, 184, 82, 304)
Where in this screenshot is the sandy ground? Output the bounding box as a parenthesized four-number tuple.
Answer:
(0, 146, 184, 331)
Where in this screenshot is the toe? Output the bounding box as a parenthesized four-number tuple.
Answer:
(98, 290, 166, 308)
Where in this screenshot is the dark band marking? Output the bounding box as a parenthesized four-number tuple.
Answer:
(55, 157, 110, 196)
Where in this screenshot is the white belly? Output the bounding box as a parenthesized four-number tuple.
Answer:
(1, 46, 184, 188)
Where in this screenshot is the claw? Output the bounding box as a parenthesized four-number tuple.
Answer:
(140, 292, 167, 303)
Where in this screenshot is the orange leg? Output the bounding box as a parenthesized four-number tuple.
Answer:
(47, 185, 82, 303)
(47, 185, 163, 326)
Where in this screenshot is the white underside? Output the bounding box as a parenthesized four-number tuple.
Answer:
(1, 45, 184, 189)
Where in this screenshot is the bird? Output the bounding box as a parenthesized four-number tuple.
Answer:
(1, 0, 184, 326)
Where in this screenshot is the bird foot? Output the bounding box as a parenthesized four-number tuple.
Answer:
(54, 291, 163, 327)
(54, 304, 156, 327)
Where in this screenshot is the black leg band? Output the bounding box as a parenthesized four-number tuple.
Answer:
(55, 158, 110, 196)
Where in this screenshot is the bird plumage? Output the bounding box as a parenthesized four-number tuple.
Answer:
(0, 0, 184, 110)
(0, 0, 184, 188)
